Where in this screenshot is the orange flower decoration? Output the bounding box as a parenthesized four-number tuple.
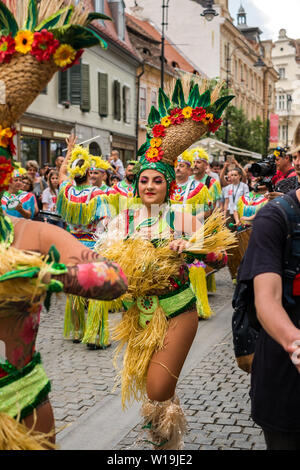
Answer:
(150, 137, 163, 148)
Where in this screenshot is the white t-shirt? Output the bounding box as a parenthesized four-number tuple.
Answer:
(42, 187, 58, 212)
(225, 182, 249, 214)
(114, 158, 125, 179)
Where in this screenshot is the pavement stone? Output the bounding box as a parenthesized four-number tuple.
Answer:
(37, 268, 266, 450)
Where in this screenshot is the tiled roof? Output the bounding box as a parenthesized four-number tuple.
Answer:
(85, 0, 141, 62)
(125, 13, 198, 74)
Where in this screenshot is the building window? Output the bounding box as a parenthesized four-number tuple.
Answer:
(150, 89, 158, 108)
(277, 94, 286, 111)
(113, 80, 121, 121)
(123, 85, 131, 124)
(58, 60, 90, 112)
(139, 86, 147, 120)
(278, 68, 286, 79)
(89, 142, 102, 156)
(98, 72, 108, 117)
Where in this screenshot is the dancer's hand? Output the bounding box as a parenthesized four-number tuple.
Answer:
(169, 239, 188, 254)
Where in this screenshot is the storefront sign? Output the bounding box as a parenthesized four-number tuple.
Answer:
(53, 131, 70, 139)
(21, 126, 43, 135)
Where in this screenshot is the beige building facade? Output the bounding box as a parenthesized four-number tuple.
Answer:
(272, 29, 300, 148)
(125, 0, 278, 124)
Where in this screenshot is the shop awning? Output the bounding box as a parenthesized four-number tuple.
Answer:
(193, 137, 262, 160)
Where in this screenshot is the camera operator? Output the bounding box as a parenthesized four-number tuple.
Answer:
(268, 147, 297, 200)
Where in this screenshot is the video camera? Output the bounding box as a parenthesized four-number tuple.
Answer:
(249, 154, 276, 192)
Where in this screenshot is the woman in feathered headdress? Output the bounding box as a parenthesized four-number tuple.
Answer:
(0, 0, 127, 449)
(94, 78, 235, 450)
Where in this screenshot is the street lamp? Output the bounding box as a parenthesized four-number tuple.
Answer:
(160, 0, 170, 91)
(201, 0, 219, 22)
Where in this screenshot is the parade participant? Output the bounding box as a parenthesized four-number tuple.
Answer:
(1, 168, 36, 220)
(171, 150, 211, 215)
(235, 179, 268, 227)
(172, 151, 214, 320)
(57, 139, 111, 344)
(83, 155, 115, 350)
(290, 123, 300, 187)
(0, 0, 127, 449)
(89, 155, 112, 193)
(192, 147, 222, 208)
(113, 161, 136, 197)
(95, 78, 234, 450)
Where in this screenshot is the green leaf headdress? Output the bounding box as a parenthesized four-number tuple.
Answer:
(134, 77, 234, 199)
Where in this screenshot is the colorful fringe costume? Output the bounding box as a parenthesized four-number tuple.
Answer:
(57, 168, 110, 345)
(236, 192, 268, 222)
(0, 0, 121, 448)
(94, 77, 235, 450)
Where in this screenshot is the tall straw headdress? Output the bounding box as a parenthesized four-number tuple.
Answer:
(0, 0, 111, 241)
(133, 77, 234, 197)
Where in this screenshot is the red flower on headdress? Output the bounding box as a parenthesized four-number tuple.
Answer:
(0, 156, 14, 191)
(208, 118, 223, 134)
(169, 108, 185, 125)
(169, 180, 179, 198)
(191, 107, 206, 122)
(145, 147, 164, 162)
(31, 29, 59, 62)
(0, 34, 15, 64)
(152, 124, 166, 138)
(62, 49, 84, 71)
(8, 128, 16, 156)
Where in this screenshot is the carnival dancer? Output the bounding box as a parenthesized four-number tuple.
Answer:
(94, 78, 235, 450)
(171, 150, 214, 319)
(192, 147, 222, 208)
(57, 139, 110, 345)
(83, 155, 115, 350)
(0, 0, 128, 449)
(89, 155, 112, 193)
(235, 180, 268, 227)
(1, 168, 36, 220)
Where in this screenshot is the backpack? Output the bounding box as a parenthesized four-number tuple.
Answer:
(232, 193, 300, 373)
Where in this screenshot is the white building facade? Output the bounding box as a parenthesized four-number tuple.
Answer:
(272, 29, 300, 148)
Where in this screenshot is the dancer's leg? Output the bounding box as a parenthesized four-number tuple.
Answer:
(146, 310, 198, 402)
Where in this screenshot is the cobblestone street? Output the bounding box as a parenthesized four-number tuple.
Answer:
(37, 268, 265, 450)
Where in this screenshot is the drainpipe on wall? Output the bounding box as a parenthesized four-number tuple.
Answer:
(136, 63, 145, 158)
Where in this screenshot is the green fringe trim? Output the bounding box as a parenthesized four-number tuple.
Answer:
(19, 381, 51, 421)
(63, 295, 86, 340)
(207, 273, 216, 293)
(82, 300, 110, 347)
(0, 353, 42, 388)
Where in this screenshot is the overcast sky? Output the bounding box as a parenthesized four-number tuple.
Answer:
(228, 0, 299, 41)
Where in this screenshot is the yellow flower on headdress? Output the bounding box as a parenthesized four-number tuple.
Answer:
(192, 147, 209, 163)
(274, 150, 280, 158)
(89, 156, 112, 172)
(0, 125, 13, 148)
(161, 116, 172, 128)
(182, 106, 193, 119)
(203, 113, 214, 125)
(150, 137, 162, 148)
(15, 30, 34, 54)
(53, 44, 76, 68)
(68, 145, 90, 179)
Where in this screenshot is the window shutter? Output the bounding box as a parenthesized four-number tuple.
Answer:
(70, 62, 81, 106)
(113, 80, 121, 121)
(80, 63, 91, 112)
(58, 70, 69, 103)
(123, 85, 130, 124)
(98, 72, 108, 117)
